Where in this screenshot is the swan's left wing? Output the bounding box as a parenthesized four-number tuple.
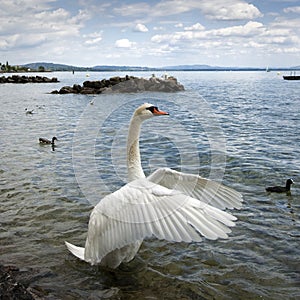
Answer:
(83, 178, 237, 265)
(148, 168, 243, 210)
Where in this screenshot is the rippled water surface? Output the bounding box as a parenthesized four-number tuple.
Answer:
(1, 71, 299, 299)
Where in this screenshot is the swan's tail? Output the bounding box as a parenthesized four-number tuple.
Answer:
(65, 241, 85, 261)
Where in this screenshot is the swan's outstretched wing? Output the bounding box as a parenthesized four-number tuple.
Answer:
(84, 178, 237, 265)
(148, 168, 243, 210)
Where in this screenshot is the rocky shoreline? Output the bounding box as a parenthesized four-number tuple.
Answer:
(0, 263, 52, 300)
(51, 75, 184, 94)
(0, 264, 35, 299)
(0, 75, 59, 84)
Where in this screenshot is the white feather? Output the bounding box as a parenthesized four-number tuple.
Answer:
(65, 241, 85, 260)
(148, 168, 243, 210)
(65, 103, 243, 268)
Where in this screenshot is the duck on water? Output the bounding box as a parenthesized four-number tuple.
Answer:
(39, 137, 58, 145)
(25, 108, 34, 114)
(266, 179, 294, 193)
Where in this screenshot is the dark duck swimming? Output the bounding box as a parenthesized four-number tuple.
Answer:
(266, 179, 294, 193)
(25, 108, 34, 114)
(39, 137, 58, 145)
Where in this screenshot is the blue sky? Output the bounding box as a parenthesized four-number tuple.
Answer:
(1, 0, 300, 67)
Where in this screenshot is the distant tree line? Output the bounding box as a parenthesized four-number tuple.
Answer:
(0, 61, 46, 72)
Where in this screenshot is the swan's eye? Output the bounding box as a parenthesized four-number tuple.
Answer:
(146, 106, 158, 114)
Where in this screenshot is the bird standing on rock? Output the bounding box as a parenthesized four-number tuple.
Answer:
(266, 179, 294, 193)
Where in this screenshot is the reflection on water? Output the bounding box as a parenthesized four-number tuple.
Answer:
(0, 71, 299, 299)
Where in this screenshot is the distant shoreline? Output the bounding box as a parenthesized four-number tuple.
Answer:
(5, 62, 299, 73)
(1, 68, 299, 73)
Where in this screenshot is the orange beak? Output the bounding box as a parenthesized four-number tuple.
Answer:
(153, 107, 169, 115)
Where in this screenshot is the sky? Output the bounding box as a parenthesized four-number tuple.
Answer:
(1, 0, 300, 67)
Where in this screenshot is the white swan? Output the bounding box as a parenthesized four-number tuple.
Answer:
(65, 103, 243, 268)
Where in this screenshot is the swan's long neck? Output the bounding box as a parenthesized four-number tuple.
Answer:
(127, 116, 145, 182)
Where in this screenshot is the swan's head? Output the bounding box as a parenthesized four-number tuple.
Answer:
(133, 103, 169, 121)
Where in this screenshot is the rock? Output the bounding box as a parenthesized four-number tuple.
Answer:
(0, 264, 36, 300)
(83, 80, 101, 89)
(111, 79, 138, 93)
(100, 87, 112, 93)
(109, 76, 121, 85)
(80, 87, 99, 94)
(59, 86, 75, 94)
(51, 75, 184, 94)
(0, 263, 51, 299)
(72, 84, 82, 92)
(0, 75, 59, 84)
(135, 78, 147, 91)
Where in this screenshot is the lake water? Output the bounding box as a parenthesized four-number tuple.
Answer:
(0, 71, 299, 299)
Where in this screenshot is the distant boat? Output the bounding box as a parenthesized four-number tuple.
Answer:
(283, 71, 300, 80)
(266, 67, 270, 72)
(283, 75, 300, 80)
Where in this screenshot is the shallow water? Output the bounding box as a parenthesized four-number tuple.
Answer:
(0, 71, 299, 299)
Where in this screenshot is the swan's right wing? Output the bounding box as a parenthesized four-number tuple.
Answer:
(83, 178, 237, 265)
(148, 168, 243, 210)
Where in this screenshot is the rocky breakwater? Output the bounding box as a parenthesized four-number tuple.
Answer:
(51, 75, 184, 94)
(0, 75, 59, 84)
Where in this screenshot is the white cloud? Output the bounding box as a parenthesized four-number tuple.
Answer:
(0, 2, 90, 52)
(270, 17, 300, 29)
(184, 23, 205, 31)
(150, 17, 300, 65)
(175, 23, 183, 28)
(86, 36, 102, 45)
(151, 21, 264, 45)
(35, 8, 69, 21)
(0, 0, 55, 16)
(0, 0, 93, 66)
(113, 3, 150, 16)
(113, 0, 262, 21)
(133, 23, 149, 32)
(83, 32, 103, 46)
(152, 1, 193, 16)
(212, 21, 264, 37)
(105, 53, 121, 59)
(115, 38, 135, 48)
(153, 26, 164, 31)
(284, 6, 300, 14)
(0, 0, 299, 67)
(0, 32, 48, 50)
(200, 1, 263, 20)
